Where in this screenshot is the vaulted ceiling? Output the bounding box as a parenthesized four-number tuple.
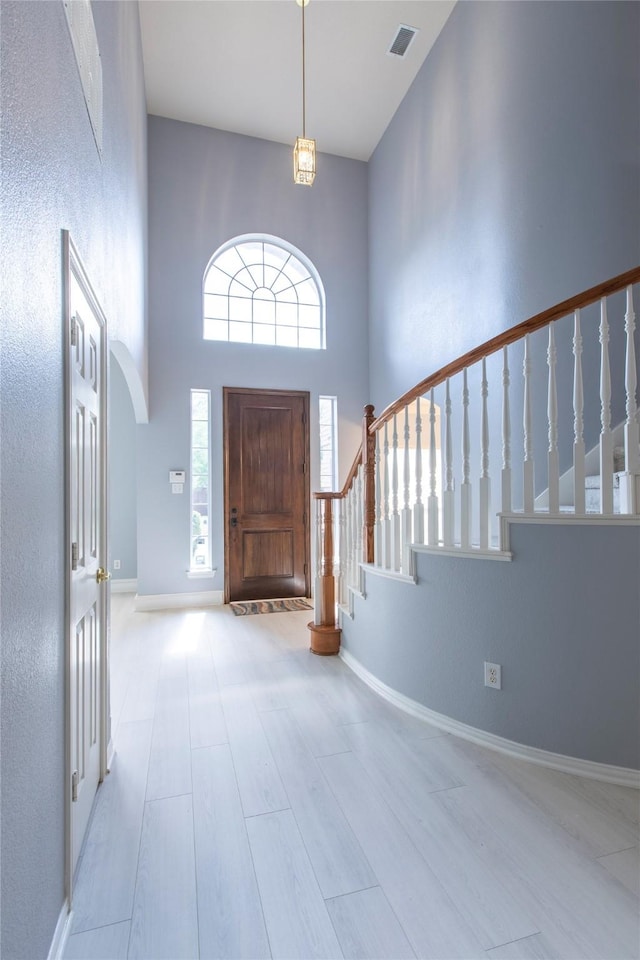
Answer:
(139, 1, 456, 162)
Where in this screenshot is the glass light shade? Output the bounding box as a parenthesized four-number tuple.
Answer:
(293, 137, 316, 186)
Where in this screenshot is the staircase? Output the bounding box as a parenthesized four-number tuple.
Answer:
(310, 269, 639, 622)
(306, 267, 640, 782)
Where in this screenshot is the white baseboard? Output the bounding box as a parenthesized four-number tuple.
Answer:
(134, 589, 224, 612)
(47, 901, 72, 960)
(340, 648, 640, 789)
(111, 578, 137, 594)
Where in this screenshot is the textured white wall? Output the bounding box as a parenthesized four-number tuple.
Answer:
(0, 2, 147, 956)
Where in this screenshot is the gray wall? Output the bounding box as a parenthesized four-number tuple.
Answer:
(342, 0, 640, 768)
(140, 117, 369, 598)
(368, 1, 640, 423)
(109, 357, 138, 581)
(342, 522, 640, 769)
(0, 1, 147, 956)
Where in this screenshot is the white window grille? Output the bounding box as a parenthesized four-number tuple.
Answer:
(203, 236, 325, 349)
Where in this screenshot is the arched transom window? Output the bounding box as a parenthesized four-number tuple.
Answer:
(203, 237, 325, 349)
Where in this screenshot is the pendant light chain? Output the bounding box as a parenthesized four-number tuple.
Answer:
(301, 0, 306, 139)
(293, 0, 316, 185)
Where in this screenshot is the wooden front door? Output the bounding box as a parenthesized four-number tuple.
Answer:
(224, 388, 310, 602)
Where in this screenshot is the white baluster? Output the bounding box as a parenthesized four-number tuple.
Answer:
(573, 310, 586, 514)
(501, 346, 512, 515)
(443, 379, 455, 546)
(461, 369, 472, 548)
(390, 414, 401, 570)
(338, 495, 346, 605)
(355, 464, 363, 577)
(479, 358, 491, 548)
(621, 286, 639, 514)
(599, 299, 614, 514)
(382, 422, 391, 568)
(547, 323, 559, 513)
(401, 405, 413, 572)
(427, 389, 439, 546)
(344, 487, 351, 592)
(374, 430, 382, 566)
(414, 398, 425, 544)
(523, 334, 535, 513)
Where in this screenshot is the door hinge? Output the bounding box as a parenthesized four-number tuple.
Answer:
(304, 563, 308, 574)
(72, 769, 79, 802)
(71, 542, 78, 571)
(70, 314, 78, 347)
(302, 461, 307, 474)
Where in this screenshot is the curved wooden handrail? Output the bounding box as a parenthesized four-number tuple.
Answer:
(313, 444, 363, 501)
(370, 265, 640, 432)
(315, 264, 639, 502)
(340, 443, 363, 497)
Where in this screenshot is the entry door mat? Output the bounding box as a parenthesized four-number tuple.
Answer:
(230, 598, 313, 616)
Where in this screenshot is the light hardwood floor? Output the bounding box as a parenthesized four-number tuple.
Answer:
(64, 595, 640, 960)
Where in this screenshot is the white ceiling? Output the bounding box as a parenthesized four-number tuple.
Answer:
(139, 0, 456, 162)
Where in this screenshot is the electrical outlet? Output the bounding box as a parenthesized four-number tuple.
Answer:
(484, 661, 501, 689)
(113, 559, 121, 570)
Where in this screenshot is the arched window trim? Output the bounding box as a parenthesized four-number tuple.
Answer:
(203, 234, 326, 350)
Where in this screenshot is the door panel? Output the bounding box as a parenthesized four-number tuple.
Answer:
(242, 529, 294, 579)
(67, 239, 107, 881)
(225, 389, 310, 602)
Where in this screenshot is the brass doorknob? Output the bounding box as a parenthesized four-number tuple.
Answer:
(96, 567, 111, 584)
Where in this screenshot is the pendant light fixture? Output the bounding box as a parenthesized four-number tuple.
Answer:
(293, 0, 316, 185)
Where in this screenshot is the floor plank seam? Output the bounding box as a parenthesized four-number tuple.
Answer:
(596, 843, 640, 858)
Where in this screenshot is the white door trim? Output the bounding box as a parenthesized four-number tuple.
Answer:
(63, 231, 110, 902)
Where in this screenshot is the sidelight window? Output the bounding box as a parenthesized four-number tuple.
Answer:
(190, 389, 211, 571)
(319, 396, 338, 491)
(203, 236, 325, 349)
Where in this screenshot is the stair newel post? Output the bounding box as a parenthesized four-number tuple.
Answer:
(599, 298, 614, 514)
(382, 421, 391, 569)
(572, 310, 586, 514)
(479, 357, 491, 548)
(390, 414, 401, 571)
(308, 494, 341, 655)
(501, 346, 512, 515)
(460, 369, 472, 549)
(401, 404, 413, 572)
(443, 378, 455, 547)
(414, 397, 425, 544)
(523, 334, 535, 513)
(427, 388, 439, 546)
(362, 404, 376, 565)
(315, 494, 323, 582)
(547, 323, 560, 513)
(621, 286, 639, 514)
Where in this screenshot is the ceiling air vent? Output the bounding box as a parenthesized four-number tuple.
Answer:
(387, 24, 419, 59)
